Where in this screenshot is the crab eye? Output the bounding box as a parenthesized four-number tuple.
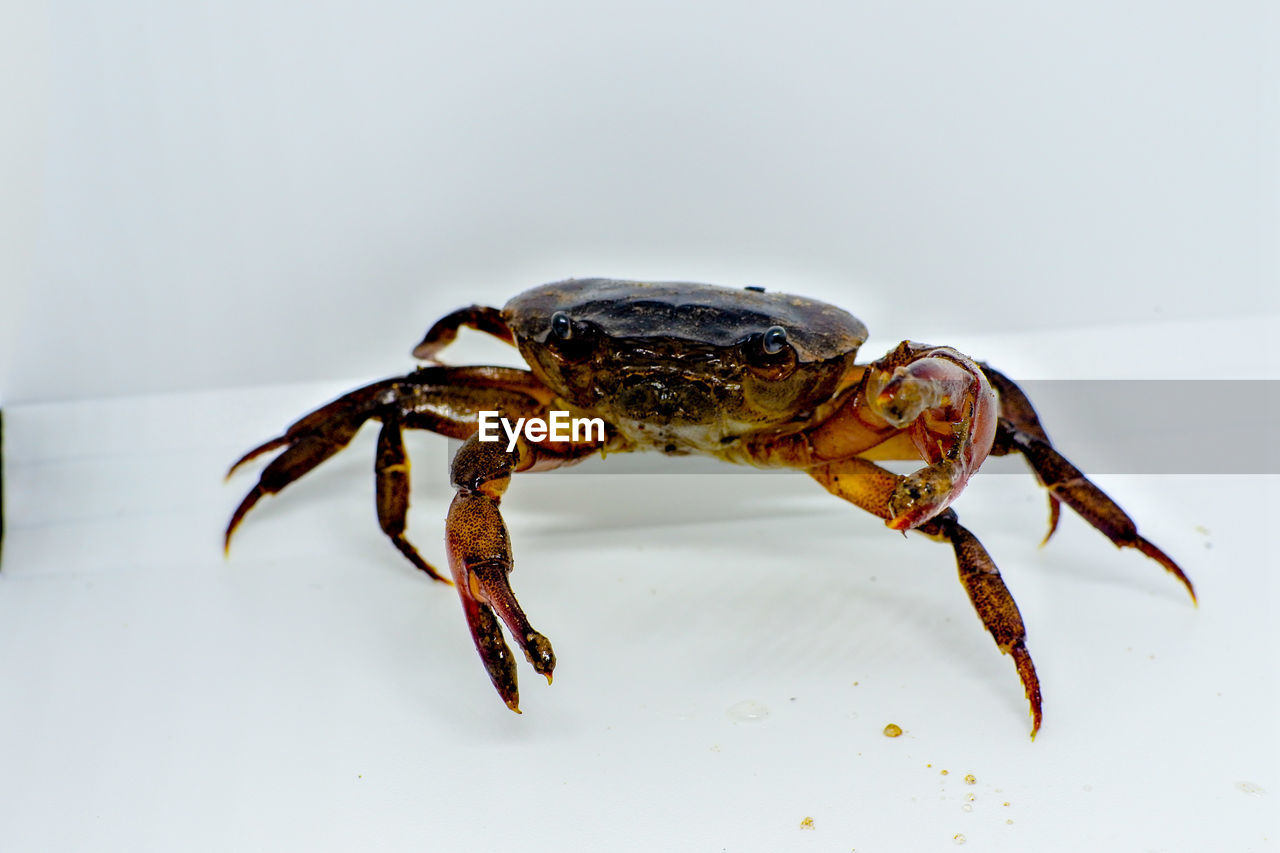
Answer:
(761, 326, 788, 355)
(550, 311, 573, 340)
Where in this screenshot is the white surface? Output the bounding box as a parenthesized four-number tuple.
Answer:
(0, 0, 45, 400)
(9, 0, 1276, 402)
(2, 320, 1276, 851)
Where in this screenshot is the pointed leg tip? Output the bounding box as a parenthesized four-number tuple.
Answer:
(544, 673, 553, 685)
(1039, 497, 1062, 548)
(505, 699, 522, 714)
(225, 453, 256, 480)
(393, 540, 452, 585)
(1134, 536, 1196, 605)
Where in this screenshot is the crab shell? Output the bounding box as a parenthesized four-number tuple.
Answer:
(503, 279, 871, 450)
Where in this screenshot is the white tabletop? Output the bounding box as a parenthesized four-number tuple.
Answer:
(2, 319, 1276, 852)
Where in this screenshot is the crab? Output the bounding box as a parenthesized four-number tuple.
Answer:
(225, 278, 1194, 737)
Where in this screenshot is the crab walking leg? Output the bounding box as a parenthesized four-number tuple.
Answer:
(375, 414, 448, 582)
(225, 379, 395, 551)
(810, 457, 1043, 737)
(225, 366, 553, 575)
(919, 510, 1043, 738)
(998, 422, 1196, 603)
(977, 364, 1194, 602)
(411, 305, 514, 362)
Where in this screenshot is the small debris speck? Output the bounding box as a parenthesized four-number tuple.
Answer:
(961, 804, 973, 813)
(953, 833, 967, 844)
(964, 774, 977, 785)
(1236, 781, 1265, 795)
(965, 793, 975, 802)
(940, 769, 949, 776)
(800, 816, 815, 830)
(727, 700, 770, 722)
(883, 723, 903, 737)
(1006, 819, 1014, 825)
(1002, 801, 1010, 807)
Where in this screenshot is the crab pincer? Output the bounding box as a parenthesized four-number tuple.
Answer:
(446, 435, 556, 711)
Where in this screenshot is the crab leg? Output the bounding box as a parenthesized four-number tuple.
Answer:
(411, 305, 514, 363)
(921, 509, 1042, 739)
(225, 366, 552, 581)
(999, 422, 1196, 603)
(809, 456, 1042, 737)
(981, 366, 1194, 603)
(982, 364, 1061, 542)
(225, 378, 395, 552)
(375, 414, 447, 582)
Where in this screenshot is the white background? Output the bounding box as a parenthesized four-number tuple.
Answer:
(3, 0, 1276, 402)
(2, 2, 1277, 851)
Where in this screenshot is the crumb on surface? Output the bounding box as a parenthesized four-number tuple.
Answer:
(883, 723, 903, 737)
(799, 816, 815, 830)
(964, 774, 977, 785)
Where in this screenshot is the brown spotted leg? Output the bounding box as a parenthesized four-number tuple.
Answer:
(809, 457, 1043, 737)
(411, 305, 514, 363)
(981, 366, 1195, 603)
(226, 366, 553, 584)
(445, 432, 606, 711)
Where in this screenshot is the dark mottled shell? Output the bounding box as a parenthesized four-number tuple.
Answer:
(504, 278, 867, 362)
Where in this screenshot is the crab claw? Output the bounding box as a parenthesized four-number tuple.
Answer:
(866, 364, 946, 429)
(886, 463, 962, 530)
